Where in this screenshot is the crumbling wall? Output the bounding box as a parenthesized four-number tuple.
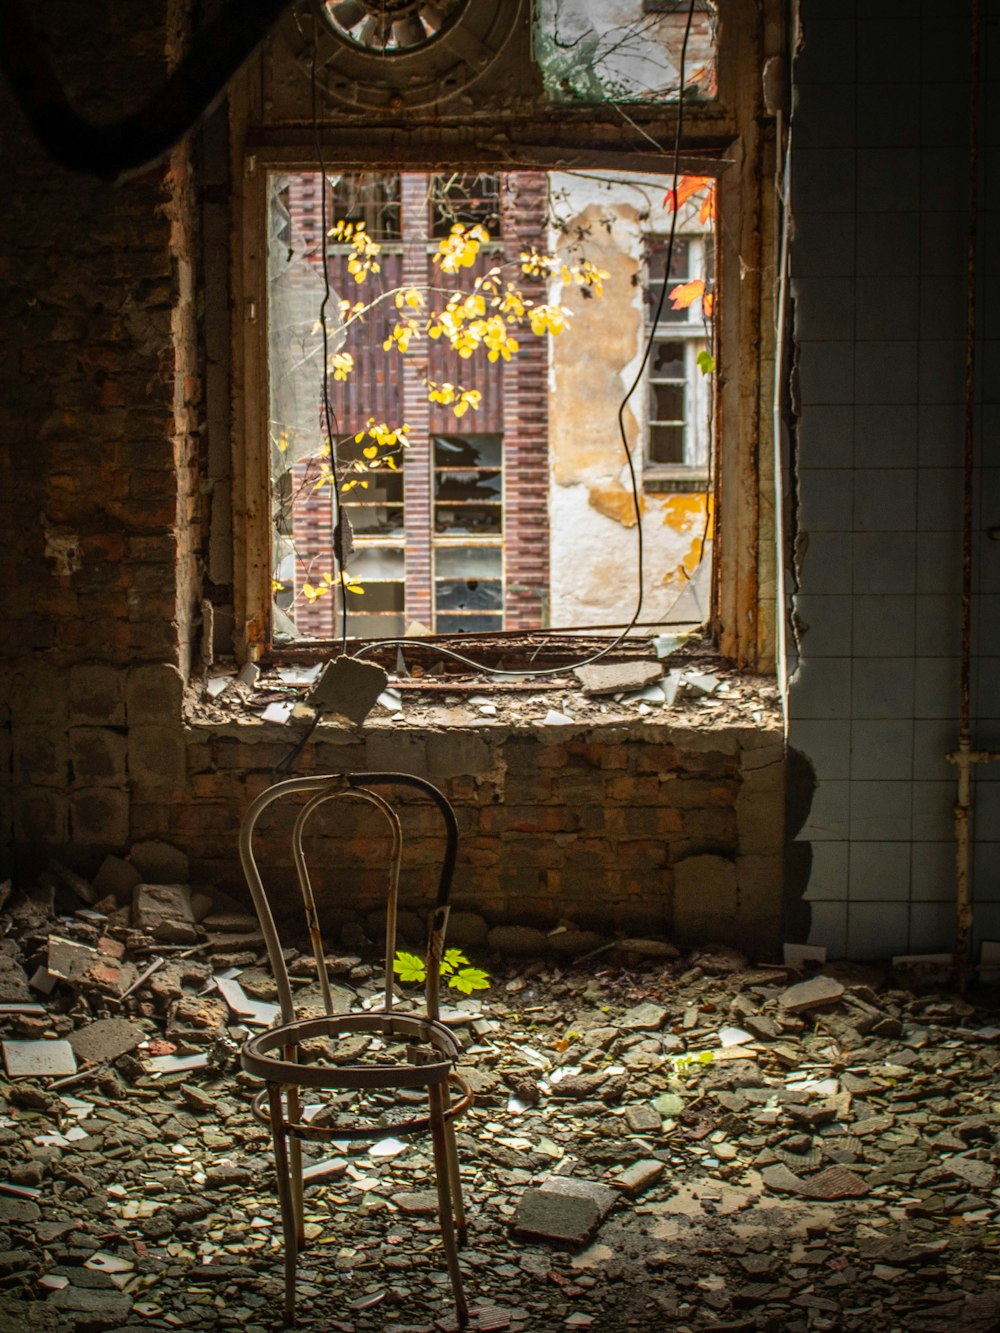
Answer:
(175, 718, 784, 956)
(0, 1, 196, 872)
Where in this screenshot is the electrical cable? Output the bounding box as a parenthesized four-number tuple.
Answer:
(310, 39, 350, 655)
(348, 0, 703, 678)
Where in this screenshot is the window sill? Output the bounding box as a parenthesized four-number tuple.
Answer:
(643, 470, 711, 494)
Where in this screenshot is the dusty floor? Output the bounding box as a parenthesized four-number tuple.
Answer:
(2, 891, 1000, 1333)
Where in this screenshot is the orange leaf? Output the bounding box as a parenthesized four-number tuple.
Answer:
(669, 278, 705, 310)
(698, 186, 717, 224)
(664, 175, 714, 212)
(703, 291, 715, 317)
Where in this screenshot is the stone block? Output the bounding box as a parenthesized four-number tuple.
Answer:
(426, 731, 494, 779)
(69, 663, 125, 725)
(513, 1176, 617, 1245)
(92, 855, 142, 903)
(126, 663, 184, 723)
(365, 732, 428, 775)
(14, 788, 68, 844)
(132, 883, 199, 944)
(487, 924, 549, 956)
(736, 787, 785, 856)
(69, 727, 127, 785)
(130, 840, 189, 884)
(12, 727, 67, 787)
(128, 725, 186, 787)
(673, 853, 739, 946)
(69, 788, 129, 846)
(68, 1017, 144, 1064)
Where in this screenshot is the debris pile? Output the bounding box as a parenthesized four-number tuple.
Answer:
(1, 866, 999, 1332)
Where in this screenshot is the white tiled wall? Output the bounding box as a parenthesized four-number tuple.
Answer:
(787, 0, 999, 958)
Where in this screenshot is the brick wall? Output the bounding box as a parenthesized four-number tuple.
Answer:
(176, 716, 784, 956)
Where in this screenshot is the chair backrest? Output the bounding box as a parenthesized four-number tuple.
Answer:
(238, 772, 459, 1025)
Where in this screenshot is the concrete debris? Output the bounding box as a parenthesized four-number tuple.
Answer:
(573, 661, 663, 697)
(131, 882, 198, 944)
(2, 1039, 78, 1078)
(0, 864, 999, 1330)
(128, 840, 190, 886)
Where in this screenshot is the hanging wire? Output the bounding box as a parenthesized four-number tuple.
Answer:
(310, 39, 350, 655)
(346, 0, 703, 678)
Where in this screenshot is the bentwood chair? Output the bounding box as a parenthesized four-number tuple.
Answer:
(238, 772, 473, 1326)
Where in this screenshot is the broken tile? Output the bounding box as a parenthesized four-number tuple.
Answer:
(2, 1039, 78, 1078)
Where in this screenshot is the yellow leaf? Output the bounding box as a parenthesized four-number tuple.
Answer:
(363, 446, 378, 460)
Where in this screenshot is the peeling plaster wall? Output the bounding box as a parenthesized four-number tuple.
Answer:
(547, 174, 713, 628)
(786, 0, 1000, 960)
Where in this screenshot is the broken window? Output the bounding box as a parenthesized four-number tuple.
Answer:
(264, 166, 717, 641)
(644, 231, 713, 479)
(430, 173, 501, 238)
(533, 0, 718, 105)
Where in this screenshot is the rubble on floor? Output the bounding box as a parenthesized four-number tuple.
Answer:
(0, 866, 999, 1331)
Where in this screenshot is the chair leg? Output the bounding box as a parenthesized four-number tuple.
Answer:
(286, 1086, 307, 1249)
(429, 1082, 469, 1326)
(268, 1083, 299, 1326)
(442, 1085, 467, 1246)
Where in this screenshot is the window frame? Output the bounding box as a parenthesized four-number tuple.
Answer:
(228, 0, 784, 672)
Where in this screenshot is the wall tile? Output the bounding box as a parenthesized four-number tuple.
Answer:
(918, 340, 966, 404)
(917, 403, 964, 467)
(808, 899, 849, 955)
(798, 341, 856, 404)
(853, 405, 919, 468)
(847, 901, 910, 958)
(910, 782, 957, 842)
(791, 214, 856, 277)
(792, 277, 857, 340)
(795, 20, 858, 84)
(919, 212, 968, 276)
(789, 719, 852, 779)
(849, 779, 912, 840)
(850, 718, 914, 779)
(908, 900, 954, 952)
(800, 470, 855, 532)
(857, 148, 920, 210)
(853, 532, 917, 593)
(800, 778, 851, 841)
(913, 656, 960, 719)
(920, 84, 974, 147)
(973, 781, 1000, 841)
(851, 656, 916, 718)
(852, 594, 915, 658)
(914, 593, 962, 657)
(915, 530, 963, 593)
(802, 532, 854, 594)
(853, 468, 917, 532)
(793, 84, 858, 149)
(794, 149, 857, 213)
(912, 717, 960, 779)
(854, 341, 919, 403)
(856, 214, 920, 276)
(972, 842, 1000, 901)
(911, 839, 956, 898)
(802, 841, 851, 901)
(854, 277, 920, 340)
(917, 467, 964, 532)
(793, 594, 853, 657)
(857, 19, 921, 83)
(788, 656, 853, 720)
(798, 405, 855, 468)
(856, 84, 921, 147)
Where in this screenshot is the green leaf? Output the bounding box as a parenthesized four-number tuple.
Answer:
(696, 350, 715, 376)
(392, 951, 426, 984)
(443, 948, 470, 972)
(448, 967, 491, 995)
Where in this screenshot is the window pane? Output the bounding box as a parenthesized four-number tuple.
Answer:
(430, 174, 501, 237)
(435, 579, 503, 611)
(435, 613, 503, 634)
(651, 383, 685, 422)
(348, 613, 406, 637)
(651, 341, 685, 377)
(649, 424, 685, 464)
(350, 581, 404, 612)
(349, 547, 404, 579)
(341, 470, 404, 504)
(435, 546, 503, 578)
(345, 505, 405, 535)
(434, 434, 503, 467)
(330, 172, 402, 241)
(434, 504, 502, 535)
(435, 468, 502, 501)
